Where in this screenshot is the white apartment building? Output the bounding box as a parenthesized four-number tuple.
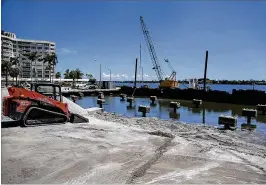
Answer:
(1, 30, 56, 79)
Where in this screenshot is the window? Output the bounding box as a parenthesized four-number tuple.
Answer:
(13, 49, 16, 52)
(31, 47, 36, 49)
(44, 47, 49, 50)
(13, 45, 17, 48)
(38, 47, 42, 50)
(44, 43, 49, 46)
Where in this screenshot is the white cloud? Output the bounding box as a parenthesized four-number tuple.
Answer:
(58, 48, 77, 54)
(101, 73, 157, 81)
(102, 73, 128, 80)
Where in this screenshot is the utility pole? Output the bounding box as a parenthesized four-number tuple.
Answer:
(142, 67, 144, 83)
(203, 51, 208, 91)
(134, 58, 138, 88)
(105, 66, 111, 83)
(99, 63, 101, 89)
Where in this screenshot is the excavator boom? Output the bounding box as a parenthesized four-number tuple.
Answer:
(140, 16, 178, 89)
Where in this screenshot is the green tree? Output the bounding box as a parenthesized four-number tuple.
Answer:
(69, 69, 83, 87)
(86, 73, 93, 80)
(41, 53, 58, 82)
(64, 69, 70, 79)
(9, 67, 20, 85)
(69, 70, 77, 87)
(86, 73, 96, 83)
(75, 68, 84, 79)
(55, 72, 61, 79)
(10, 56, 22, 85)
(22, 52, 41, 83)
(1, 60, 11, 86)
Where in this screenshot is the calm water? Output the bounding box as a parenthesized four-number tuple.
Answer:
(75, 96, 266, 135)
(114, 83, 266, 93)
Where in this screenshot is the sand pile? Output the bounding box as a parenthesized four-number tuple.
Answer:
(1, 88, 266, 184)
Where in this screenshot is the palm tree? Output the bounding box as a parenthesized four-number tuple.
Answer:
(64, 69, 70, 79)
(10, 56, 22, 85)
(86, 73, 96, 84)
(1, 60, 11, 86)
(69, 70, 77, 87)
(86, 73, 93, 80)
(45, 64, 53, 82)
(39, 53, 58, 82)
(22, 52, 41, 84)
(9, 67, 20, 86)
(49, 53, 58, 82)
(75, 68, 84, 79)
(55, 72, 61, 79)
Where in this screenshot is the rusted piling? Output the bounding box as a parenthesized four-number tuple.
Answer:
(170, 102, 180, 113)
(257, 104, 266, 115)
(138, 105, 150, 117)
(97, 99, 105, 108)
(241, 108, 257, 130)
(120, 93, 127, 101)
(192, 99, 202, 108)
(218, 115, 237, 130)
(127, 97, 135, 107)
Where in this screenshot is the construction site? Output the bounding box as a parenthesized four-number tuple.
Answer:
(1, 14, 266, 184)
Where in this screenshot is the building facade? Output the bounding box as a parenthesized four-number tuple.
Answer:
(1, 30, 56, 79)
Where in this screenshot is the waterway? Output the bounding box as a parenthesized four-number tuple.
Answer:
(114, 83, 266, 93)
(75, 95, 266, 135)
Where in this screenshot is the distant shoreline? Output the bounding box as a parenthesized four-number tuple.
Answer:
(115, 81, 266, 85)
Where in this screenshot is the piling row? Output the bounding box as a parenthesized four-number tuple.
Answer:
(90, 93, 262, 130)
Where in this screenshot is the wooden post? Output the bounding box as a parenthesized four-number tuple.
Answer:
(134, 58, 138, 88)
(203, 51, 208, 91)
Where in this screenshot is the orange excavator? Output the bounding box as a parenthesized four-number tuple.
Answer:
(2, 83, 88, 128)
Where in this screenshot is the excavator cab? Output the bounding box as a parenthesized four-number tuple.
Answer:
(31, 83, 62, 102)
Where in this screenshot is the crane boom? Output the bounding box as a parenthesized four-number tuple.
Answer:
(140, 16, 164, 81)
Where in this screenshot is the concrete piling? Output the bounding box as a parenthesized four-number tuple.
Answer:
(218, 115, 237, 130)
(78, 92, 84, 98)
(120, 94, 127, 101)
(150, 96, 157, 104)
(71, 95, 78, 103)
(138, 105, 150, 117)
(127, 97, 135, 107)
(241, 108, 257, 130)
(98, 92, 104, 99)
(170, 102, 180, 113)
(256, 104, 266, 115)
(97, 99, 105, 108)
(192, 99, 202, 108)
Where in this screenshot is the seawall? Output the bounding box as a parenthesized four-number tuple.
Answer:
(120, 86, 266, 106)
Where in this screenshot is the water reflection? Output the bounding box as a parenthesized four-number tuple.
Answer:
(75, 96, 266, 134)
(150, 103, 157, 107)
(169, 111, 180, 120)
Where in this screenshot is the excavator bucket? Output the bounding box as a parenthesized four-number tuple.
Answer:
(70, 113, 89, 123)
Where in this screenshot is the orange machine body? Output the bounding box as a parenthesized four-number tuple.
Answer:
(3, 87, 70, 118)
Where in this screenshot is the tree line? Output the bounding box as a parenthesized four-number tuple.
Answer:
(55, 69, 96, 83)
(1, 52, 57, 86)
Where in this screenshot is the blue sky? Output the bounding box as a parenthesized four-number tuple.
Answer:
(2, 0, 266, 81)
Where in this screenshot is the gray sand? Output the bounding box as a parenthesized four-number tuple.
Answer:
(1, 88, 266, 184)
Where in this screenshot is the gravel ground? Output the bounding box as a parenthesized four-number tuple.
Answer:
(2, 88, 266, 184)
